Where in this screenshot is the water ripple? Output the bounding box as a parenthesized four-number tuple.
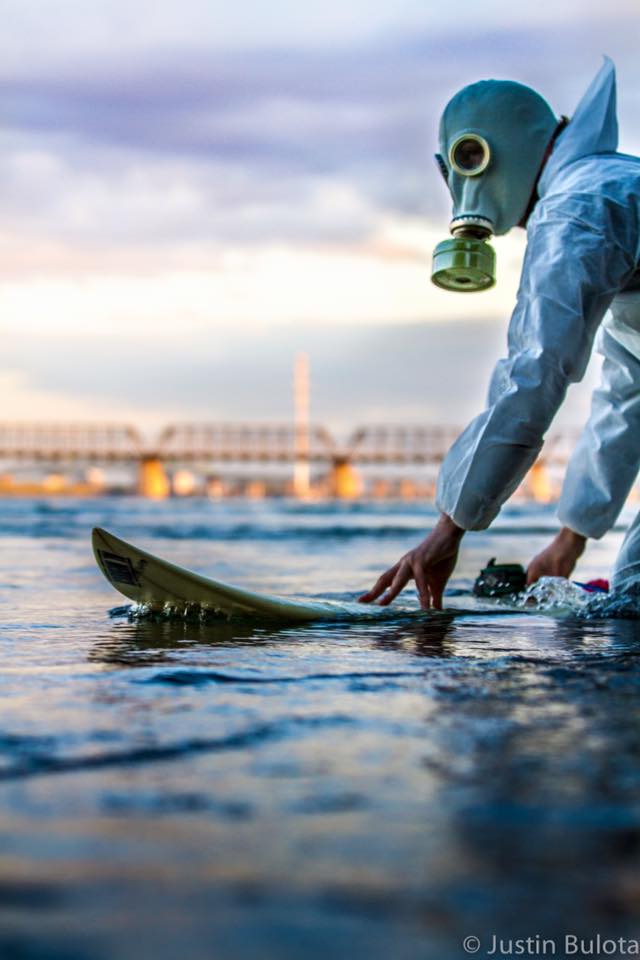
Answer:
(138, 668, 426, 687)
(0, 714, 356, 782)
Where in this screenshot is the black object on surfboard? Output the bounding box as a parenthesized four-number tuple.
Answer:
(473, 558, 527, 598)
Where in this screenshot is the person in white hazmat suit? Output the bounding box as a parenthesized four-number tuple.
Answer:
(360, 58, 640, 610)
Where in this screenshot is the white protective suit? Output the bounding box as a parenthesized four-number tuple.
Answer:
(435, 59, 640, 588)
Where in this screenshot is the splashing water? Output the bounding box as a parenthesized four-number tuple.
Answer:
(118, 597, 414, 624)
(121, 601, 234, 623)
(512, 576, 591, 614)
(502, 576, 640, 620)
(585, 583, 640, 619)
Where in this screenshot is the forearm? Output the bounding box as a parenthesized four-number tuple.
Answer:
(436, 366, 565, 530)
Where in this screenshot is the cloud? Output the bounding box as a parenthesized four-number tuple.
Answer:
(0, 0, 635, 67)
(0, 225, 528, 337)
(1, 15, 638, 257)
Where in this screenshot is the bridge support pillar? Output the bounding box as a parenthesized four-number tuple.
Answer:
(529, 460, 552, 503)
(329, 458, 363, 499)
(138, 456, 170, 499)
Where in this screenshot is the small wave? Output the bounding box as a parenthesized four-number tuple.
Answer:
(108, 604, 133, 618)
(6, 518, 624, 540)
(290, 792, 368, 814)
(139, 668, 425, 687)
(101, 791, 253, 819)
(0, 522, 426, 540)
(0, 733, 57, 751)
(0, 714, 356, 782)
(144, 523, 441, 540)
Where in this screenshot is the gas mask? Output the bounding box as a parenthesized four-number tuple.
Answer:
(431, 80, 560, 292)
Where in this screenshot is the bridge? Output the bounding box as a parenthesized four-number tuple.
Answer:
(0, 421, 580, 498)
(0, 421, 502, 465)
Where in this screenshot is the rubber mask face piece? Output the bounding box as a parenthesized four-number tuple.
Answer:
(431, 79, 558, 293)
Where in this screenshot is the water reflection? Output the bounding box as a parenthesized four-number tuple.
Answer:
(91, 609, 640, 673)
(90, 619, 274, 666)
(369, 614, 458, 658)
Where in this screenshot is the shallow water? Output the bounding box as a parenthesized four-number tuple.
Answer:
(3, 497, 640, 960)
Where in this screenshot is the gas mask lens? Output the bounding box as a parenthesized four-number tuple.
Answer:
(449, 134, 490, 176)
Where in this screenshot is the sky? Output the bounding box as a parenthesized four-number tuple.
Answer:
(1, 0, 639, 435)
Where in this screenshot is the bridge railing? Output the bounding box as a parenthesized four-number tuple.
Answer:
(156, 422, 337, 463)
(0, 423, 145, 462)
(345, 425, 464, 465)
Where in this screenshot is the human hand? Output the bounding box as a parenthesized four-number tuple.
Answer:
(526, 526, 587, 585)
(358, 513, 464, 610)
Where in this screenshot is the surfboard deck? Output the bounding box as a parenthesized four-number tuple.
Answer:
(92, 527, 409, 622)
(92, 527, 574, 623)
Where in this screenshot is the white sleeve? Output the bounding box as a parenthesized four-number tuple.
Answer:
(558, 311, 640, 538)
(436, 193, 637, 531)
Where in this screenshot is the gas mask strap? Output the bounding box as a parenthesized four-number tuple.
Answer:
(434, 153, 449, 184)
(518, 116, 570, 228)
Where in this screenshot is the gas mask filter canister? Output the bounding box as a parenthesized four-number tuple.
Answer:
(431, 133, 496, 292)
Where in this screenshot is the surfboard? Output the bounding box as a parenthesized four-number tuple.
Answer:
(92, 527, 410, 622)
